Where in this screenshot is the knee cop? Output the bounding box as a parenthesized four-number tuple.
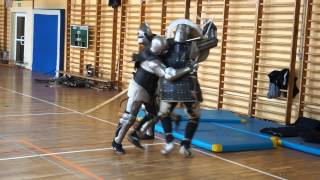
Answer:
(114, 112, 137, 143)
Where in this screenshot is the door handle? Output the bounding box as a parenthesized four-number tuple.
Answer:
(20, 36, 25, 45)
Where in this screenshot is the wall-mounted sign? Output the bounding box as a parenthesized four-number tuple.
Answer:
(70, 25, 89, 49)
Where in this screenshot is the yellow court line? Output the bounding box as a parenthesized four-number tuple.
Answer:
(20, 139, 104, 180)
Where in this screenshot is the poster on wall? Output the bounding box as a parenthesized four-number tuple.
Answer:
(70, 25, 89, 49)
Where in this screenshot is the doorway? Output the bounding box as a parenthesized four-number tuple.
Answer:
(14, 13, 26, 65)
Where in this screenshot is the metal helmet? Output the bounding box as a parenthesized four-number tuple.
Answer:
(166, 19, 203, 40)
(150, 36, 168, 55)
(174, 24, 191, 43)
(137, 22, 153, 45)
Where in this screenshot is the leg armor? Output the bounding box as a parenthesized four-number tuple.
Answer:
(181, 102, 200, 148)
(114, 98, 142, 144)
(138, 106, 182, 137)
(177, 102, 200, 158)
(131, 98, 158, 139)
(138, 115, 157, 138)
(158, 101, 177, 143)
(135, 100, 158, 135)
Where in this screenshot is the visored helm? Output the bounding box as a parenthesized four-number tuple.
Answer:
(150, 36, 168, 55)
(174, 24, 191, 43)
(137, 23, 153, 45)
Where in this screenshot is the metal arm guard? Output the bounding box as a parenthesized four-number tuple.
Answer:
(197, 38, 218, 52)
(190, 20, 219, 63)
(165, 67, 192, 81)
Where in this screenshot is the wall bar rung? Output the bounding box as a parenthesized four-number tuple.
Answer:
(161, 0, 167, 35)
(117, 0, 128, 89)
(79, 0, 86, 74)
(248, 0, 263, 117)
(299, 0, 314, 117)
(217, 0, 230, 109)
(285, 0, 301, 124)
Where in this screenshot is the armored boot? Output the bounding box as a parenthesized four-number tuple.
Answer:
(127, 131, 144, 149)
(112, 139, 125, 155)
(179, 140, 194, 158)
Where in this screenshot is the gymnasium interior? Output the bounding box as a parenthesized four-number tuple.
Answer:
(0, 0, 320, 179)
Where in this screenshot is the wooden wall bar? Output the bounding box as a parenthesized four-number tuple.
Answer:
(160, 0, 167, 35)
(69, 1, 81, 72)
(218, 0, 256, 115)
(139, 0, 146, 51)
(0, 2, 9, 57)
(83, 3, 98, 76)
(198, 0, 224, 110)
(3, 3, 7, 50)
(285, 0, 301, 124)
(298, 0, 313, 117)
(111, 7, 118, 82)
(65, 0, 71, 72)
(6, 4, 10, 55)
(117, 0, 128, 89)
(94, 0, 102, 76)
(79, 0, 86, 74)
(145, 1, 163, 35)
(166, 0, 186, 31)
(196, 0, 202, 25)
(140, 1, 146, 24)
(0, 4, 5, 51)
(119, 1, 141, 89)
(217, 0, 230, 109)
(298, 0, 320, 120)
(251, 0, 299, 123)
(249, 0, 264, 116)
(185, 0, 191, 19)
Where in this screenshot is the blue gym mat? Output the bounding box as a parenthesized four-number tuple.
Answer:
(154, 121, 275, 152)
(208, 116, 320, 156)
(279, 137, 320, 156)
(137, 108, 246, 123)
(137, 109, 320, 155)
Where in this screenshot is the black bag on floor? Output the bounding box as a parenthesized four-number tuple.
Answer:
(293, 117, 320, 131)
(300, 131, 320, 144)
(260, 117, 320, 144)
(260, 127, 299, 137)
(294, 117, 320, 144)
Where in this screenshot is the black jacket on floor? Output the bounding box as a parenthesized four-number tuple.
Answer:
(260, 117, 320, 144)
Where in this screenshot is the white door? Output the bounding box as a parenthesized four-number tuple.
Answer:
(14, 13, 26, 65)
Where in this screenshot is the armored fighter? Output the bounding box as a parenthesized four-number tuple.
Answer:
(158, 19, 218, 158)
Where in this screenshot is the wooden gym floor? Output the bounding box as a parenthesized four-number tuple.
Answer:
(0, 66, 320, 180)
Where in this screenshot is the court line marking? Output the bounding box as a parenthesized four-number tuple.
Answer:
(0, 142, 164, 161)
(0, 136, 83, 179)
(20, 139, 104, 180)
(0, 112, 77, 118)
(0, 86, 117, 126)
(0, 86, 287, 180)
